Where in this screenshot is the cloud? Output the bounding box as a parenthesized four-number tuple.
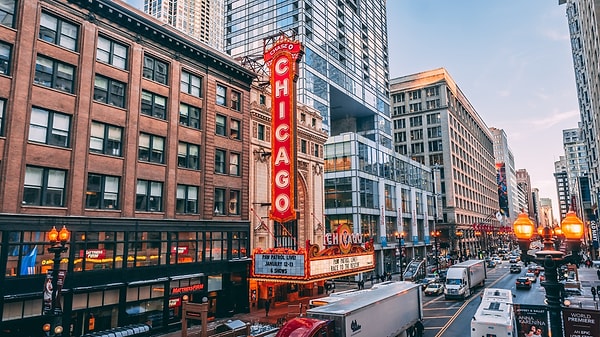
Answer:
(528, 109, 580, 129)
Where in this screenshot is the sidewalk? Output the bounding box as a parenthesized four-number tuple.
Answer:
(572, 264, 600, 309)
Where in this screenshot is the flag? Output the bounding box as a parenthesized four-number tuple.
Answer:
(20, 245, 37, 275)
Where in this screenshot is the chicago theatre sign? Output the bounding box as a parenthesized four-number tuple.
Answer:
(263, 34, 303, 223)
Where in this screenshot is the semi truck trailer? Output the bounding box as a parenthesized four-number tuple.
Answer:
(275, 281, 423, 337)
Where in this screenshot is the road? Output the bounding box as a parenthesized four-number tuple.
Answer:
(421, 261, 543, 337)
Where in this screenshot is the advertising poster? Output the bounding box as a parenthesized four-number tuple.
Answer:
(514, 304, 549, 337)
(42, 271, 53, 315)
(562, 307, 600, 337)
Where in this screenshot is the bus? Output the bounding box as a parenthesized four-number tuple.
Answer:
(471, 288, 516, 337)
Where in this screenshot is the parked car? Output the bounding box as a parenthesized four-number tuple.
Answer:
(525, 272, 537, 283)
(424, 282, 444, 296)
(516, 277, 532, 289)
(510, 264, 522, 273)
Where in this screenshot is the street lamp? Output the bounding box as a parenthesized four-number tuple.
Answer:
(431, 230, 441, 273)
(513, 209, 583, 337)
(396, 232, 405, 281)
(43, 225, 70, 337)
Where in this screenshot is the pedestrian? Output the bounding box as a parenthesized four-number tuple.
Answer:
(596, 285, 600, 296)
(597, 269, 600, 280)
(592, 286, 597, 301)
(415, 320, 424, 337)
(586, 259, 592, 268)
(264, 299, 271, 317)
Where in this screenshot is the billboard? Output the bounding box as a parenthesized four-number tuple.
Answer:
(496, 162, 509, 218)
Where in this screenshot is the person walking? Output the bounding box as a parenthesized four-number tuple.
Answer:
(264, 298, 271, 317)
(596, 285, 600, 296)
(415, 320, 424, 337)
(592, 286, 597, 301)
(597, 269, 600, 280)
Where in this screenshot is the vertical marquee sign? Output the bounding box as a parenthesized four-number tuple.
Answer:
(264, 35, 303, 223)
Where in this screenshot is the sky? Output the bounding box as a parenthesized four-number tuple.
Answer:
(387, 1, 580, 214)
(121, 0, 576, 214)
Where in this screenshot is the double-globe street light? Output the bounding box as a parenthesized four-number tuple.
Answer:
(395, 232, 405, 281)
(43, 225, 70, 337)
(513, 209, 584, 337)
(431, 230, 441, 273)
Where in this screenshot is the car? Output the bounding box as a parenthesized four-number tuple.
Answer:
(510, 264, 522, 273)
(539, 272, 545, 282)
(417, 277, 436, 289)
(516, 277, 532, 289)
(492, 257, 502, 265)
(525, 272, 537, 283)
(424, 282, 444, 296)
(528, 265, 540, 276)
(509, 256, 518, 263)
(487, 260, 496, 268)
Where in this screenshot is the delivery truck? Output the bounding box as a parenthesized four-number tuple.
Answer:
(471, 288, 516, 337)
(444, 259, 486, 300)
(275, 281, 423, 337)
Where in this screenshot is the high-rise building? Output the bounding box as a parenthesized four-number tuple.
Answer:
(489, 127, 518, 224)
(390, 68, 499, 258)
(562, 127, 589, 214)
(516, 169, 534, 219)
(560, 0, 600, 217)
(554, 156, 570, 220)
(225, 0, 392, 148)
(139, 0, 225, 50)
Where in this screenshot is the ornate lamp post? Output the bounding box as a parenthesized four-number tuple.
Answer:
(513, 210, 583, 337)
(431, 230, 441, 272)
(396, 232, 405, 281)
(43, 225, 70, 337)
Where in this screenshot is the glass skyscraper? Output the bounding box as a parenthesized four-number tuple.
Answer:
(225, 0, 392, 147)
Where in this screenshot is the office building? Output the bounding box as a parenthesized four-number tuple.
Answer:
(0, 0, 255, 335)
(225, 0, 392, 149)
(489, 127, 518, 225)
(390, 68, 499, 258)
(516, 168, 534, 218)
(554, 156, 570, 220)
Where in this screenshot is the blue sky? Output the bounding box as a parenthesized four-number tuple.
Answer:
(387, 1, 579, 214)
(121, 0, 575, 214)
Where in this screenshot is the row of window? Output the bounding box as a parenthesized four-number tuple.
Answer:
(5, 229, 249, 277)
(22, 165, 241, 214)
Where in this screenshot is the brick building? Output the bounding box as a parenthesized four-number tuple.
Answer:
(0, 0, 255, 336)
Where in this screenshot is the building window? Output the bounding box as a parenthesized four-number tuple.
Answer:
(39, 12, 78, 51)
(23, 166, 66, 206)
(314, 144, 320, 157)
(176, 185, 198, 214)
(0, 41, 11, 75)
(215, 149, 226, 174)
(394, 119, 405, 129)
(409, 102, 422, 112)
(214, 188, 225, 215)
(136, 180, 163, 212)
(410, 129, 423, 141)
(179, 103, 201, 129)
(230, 90, 241, 111)
(229, 153, 240, 176)
(230, 118, 241, 139)
(0, 98, 5, 136)
(300, 139, 307, 153)
(94, 75, 126, 108)
(259, 94, 266, 105)
(86, 173, 120, 209)
(142, 55, 168, 84)
(181, 70, 202, 97)
(228, 190, 240, 215)
(28, 107, 71, 147)
(428, 140, 443, 152)
(394, 131, 406, 143)
(408, 90, 421, 100)
(427, 113, 441, 124)
(90, 121, 122, 156)
(34, 55, 75, 93)
(409, 116, 422, 127)
(0, 0, 16, 28)
(215, 114, 226, 136)
(138, 133, 165, 164)
(178, 142, 200, 170)
(257, 123, 265, 141)
(96, 35, 128, 70)
(141, 90, 167, 119)
(216, 84, 227, 106)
